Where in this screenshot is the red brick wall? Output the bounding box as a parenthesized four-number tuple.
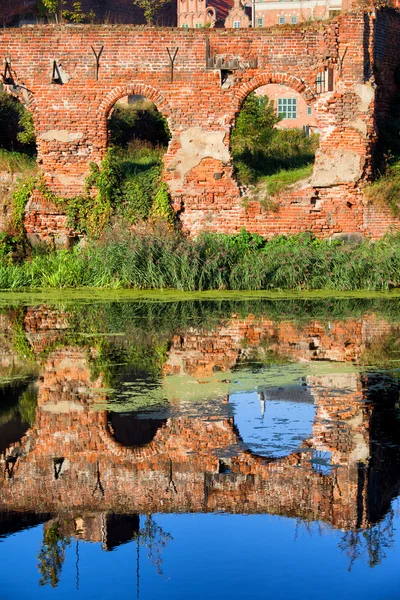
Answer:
(1, 10, 400, 241)
(0, 310, 398, 526)
(0, 347, 371, 527)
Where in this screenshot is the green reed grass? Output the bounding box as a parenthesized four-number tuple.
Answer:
(0, 228, 400, 291)
(0, 149, 37, 175)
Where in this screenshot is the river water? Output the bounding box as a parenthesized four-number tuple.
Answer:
(0, 296, 400, 599)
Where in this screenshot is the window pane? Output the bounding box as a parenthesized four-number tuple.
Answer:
(277, 98, 297, 119)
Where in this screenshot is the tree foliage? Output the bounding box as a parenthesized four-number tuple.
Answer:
(231, 92, 318, 185)
(132, 0, 170, 24)
(231, 93, 279, 157)
(0, 92, 36, 152)
(37, 523, 70, 588)
(39, 0, 95, 22)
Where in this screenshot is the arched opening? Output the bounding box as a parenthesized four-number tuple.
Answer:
(229, 384, 316, 459)
(104, 94, 172, 225)
(0, 88, 36, 168)
(0, 88, 37, 244)
(108, 411, 167, 447)
(0, 381, 37, 454)
(231, 83, 319, 201)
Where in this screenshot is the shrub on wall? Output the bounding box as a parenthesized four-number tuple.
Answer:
(0, 91, 35, 154)
(231, 92, 318, 187)
(108, 101, 171, 148)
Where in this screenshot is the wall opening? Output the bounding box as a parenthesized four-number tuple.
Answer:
(0, 87, 36, 157)
(108, 411, 167, 447)
(0, 87, 37, 232)
(105, 94, 172, 225)
(0, 381, 37, 454)
(229, 385, 316, 459)
(231, 84, 319, 202)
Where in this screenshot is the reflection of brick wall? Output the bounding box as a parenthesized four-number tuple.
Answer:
(164, 314, 395, 376)
(2, 310, 399, 530)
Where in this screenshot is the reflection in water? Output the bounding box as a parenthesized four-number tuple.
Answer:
(0, 299, 400, 596)
(108, 413, 168, 447)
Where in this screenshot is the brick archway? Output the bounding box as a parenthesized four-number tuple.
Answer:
(98, 82, 174, 131)
(233, 73, 316, 115)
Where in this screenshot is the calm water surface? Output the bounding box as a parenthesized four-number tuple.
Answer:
(0, 297, 400, 599)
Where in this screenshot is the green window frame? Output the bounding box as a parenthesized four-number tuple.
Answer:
(277, 98, 297, 119)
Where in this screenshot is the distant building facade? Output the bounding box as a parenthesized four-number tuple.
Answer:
(253, 0, 349, 28)
(255, 84, 317, 130)
(177, 0, 366, 29)
(178, 0, 251, 28)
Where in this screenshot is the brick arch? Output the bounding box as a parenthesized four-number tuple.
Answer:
(96, 411, 172, 459)
(98, 83, 174, 126)
(233, 73, 316, 116)
(96, 406, 299, 468)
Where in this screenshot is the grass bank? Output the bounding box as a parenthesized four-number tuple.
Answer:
(0, 228, 400, 291)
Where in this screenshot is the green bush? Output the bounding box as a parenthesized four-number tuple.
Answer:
(0, 91, 36, 154)
(231, 92, 318, 186)
(109, 101, 171, 148)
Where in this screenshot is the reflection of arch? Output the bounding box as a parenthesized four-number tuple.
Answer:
(98, 83, 174, 128)
(108, 412, 167, 447)
(0, 380, 35, 455)
(233, 73, 316, 115)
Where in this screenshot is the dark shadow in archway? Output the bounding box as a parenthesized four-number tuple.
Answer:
(0, 381, 37, 454)
(108, 411, 167, 447)
(0, 89, 36, 156)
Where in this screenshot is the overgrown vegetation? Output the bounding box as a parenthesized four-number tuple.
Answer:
(0, 97, 173, 252)
(364, 71, 400, 216)
(231, 92, 318, 190)
(109, 99, 171, 148)
(38, 0, 95, 22)
(0, 91, 36, 154)
(0, 91, 38, 260)
(0, 228, 399, 291)
(27, 99, 174, 238)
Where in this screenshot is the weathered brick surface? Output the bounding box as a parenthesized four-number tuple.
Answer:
(0, 346, 373, 528)
(1, 309, 399, 529)
(1, 9, 400, 239)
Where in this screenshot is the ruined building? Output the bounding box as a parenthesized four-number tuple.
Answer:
(1, 8, 400, 242)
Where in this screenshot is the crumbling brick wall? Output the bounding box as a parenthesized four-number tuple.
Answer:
(1, 10, 400, 241)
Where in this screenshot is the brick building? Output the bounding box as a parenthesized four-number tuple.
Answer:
(177, 0, 400, 29)
(253, 0, 351, 29)
(255, 84, 318, 130)
(177, 0, 350, 27)
(178, 0, 251, 28)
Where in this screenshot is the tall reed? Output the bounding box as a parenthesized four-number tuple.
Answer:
(0, 228, 399, 291)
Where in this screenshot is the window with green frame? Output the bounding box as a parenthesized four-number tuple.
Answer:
(277, 98, 297, 119)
